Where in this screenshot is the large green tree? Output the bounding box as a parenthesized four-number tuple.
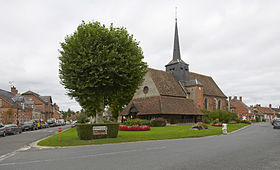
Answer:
(59, 21, 147, 123)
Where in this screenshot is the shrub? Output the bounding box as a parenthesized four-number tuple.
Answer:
(150, 118, 167, 127)
(76, 124, 93, 140)
(76, 113, 89, 123)
(213, 119, 220, 124)
(125, 119, 150, 126)
(6, 121, 12, 124)
(240, 120, 251, 124)
(93, 123, 120, 138)
(76, 123, 120, 140)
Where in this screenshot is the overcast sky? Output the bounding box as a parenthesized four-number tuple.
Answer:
(1, 0, 280, 111)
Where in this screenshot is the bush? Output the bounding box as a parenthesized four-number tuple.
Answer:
(213, 119, 220, 124)
(76, 113, 89, 123)
(150, 118, 167, 127)
(93, 123, 120, 138)
(125, 119, 150, 126)
(76, 124, 93, 140)
(6, 121, 12, 124)
(240, 120, 251, 124)
(76, 123, 120, 140)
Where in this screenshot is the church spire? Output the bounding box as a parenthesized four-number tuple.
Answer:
(173, 17, 181, 61)
(165, 10, 190, 82)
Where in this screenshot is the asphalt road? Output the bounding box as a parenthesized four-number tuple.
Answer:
(0, 125, 70, 158)
(0, 122, 279, 170)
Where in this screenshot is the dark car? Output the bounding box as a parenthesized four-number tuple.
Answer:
(0, 123, 6, 137)
(4, 124, 22, 135)
(273, 119, 280, 129)
(22, 121, 37, 131)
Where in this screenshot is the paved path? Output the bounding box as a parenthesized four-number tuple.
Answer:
(0, 123, 279, 170)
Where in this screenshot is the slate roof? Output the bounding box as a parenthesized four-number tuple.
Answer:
(121, 96, 203, 116)
(189, 72, 227, 98)
(22, 91, 49, 104)
(0, 89, 17, 106)
(272, 107, 280, 113)
(148, 68, 185, 97)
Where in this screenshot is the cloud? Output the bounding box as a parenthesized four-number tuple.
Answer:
(0, 0, 280, 111)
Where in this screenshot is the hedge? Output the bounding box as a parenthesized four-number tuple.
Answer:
(76, 123, 120, 140)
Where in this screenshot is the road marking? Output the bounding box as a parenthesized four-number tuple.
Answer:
(0, 146, 166, 166)
(0, 152, 16, 162)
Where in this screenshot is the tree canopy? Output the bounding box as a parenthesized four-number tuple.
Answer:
(59, 21, 147, 121)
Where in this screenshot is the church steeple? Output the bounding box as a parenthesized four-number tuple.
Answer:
(173, 18, 181, 62)
(166, 15, 190, 82)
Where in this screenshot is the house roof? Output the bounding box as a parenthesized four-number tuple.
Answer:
(22, 91, 49, 104)
(0, 89, 17, 106)
(189, 72, 227, 98)
(148, 68, 186, 97)
(230, 99, 249, 108)
(272, 107, 280, 113)
(255, 106, 276, 115)
(121, 96, 203, 116)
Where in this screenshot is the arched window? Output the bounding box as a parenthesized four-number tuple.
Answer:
(214, 98, 218, 110)
(218, 100, 222, 110)
(204, 98, 208, 110)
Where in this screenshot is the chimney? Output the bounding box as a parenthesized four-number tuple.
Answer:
(234, 96, 237, 101)
(269, 104, 272, 108)
(239, 96, 242, 102)
(11, 86, 18, 95)
(229, 96, 232, 101)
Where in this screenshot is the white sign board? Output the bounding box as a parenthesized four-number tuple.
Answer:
(92, 126, 107, 135)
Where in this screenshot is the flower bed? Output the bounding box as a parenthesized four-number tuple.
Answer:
(211, 124, 223, 127)
(119, 125, 151, 131)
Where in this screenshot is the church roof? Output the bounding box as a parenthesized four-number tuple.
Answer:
(189, 72, 227, 98)
(121, 96, 203, 116)
(148, 68, 186, 97)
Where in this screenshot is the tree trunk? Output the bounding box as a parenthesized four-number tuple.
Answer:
(96, 97, 104, 123)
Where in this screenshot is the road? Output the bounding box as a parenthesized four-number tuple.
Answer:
(0, 122, 279, 170)
(0, 125, 70, 158)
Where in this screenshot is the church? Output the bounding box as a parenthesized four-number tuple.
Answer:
(121, 18, 227, 124)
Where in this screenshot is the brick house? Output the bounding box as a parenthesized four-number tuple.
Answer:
(271, 106, 280, 118)
(229, 96, 252, 120)
(0, 87, 33, 125)
(121, 19, 227, 123)
(53, 103, 62, 119)
(22, 91, 53, 121)
(250, 104, 277, 121)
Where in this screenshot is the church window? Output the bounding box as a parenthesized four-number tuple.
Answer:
(143, 86, 149, 94)
(214, 98, 218, 110)
(204, 98, 208, 110)
(218, 100, 222, 110)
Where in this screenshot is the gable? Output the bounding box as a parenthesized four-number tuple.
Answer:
(133, 71, 160, 99)
(189, 72, 226, 98)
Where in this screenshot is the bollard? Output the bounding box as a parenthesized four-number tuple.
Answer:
(58, 127, 62, 141)
(222, 123, 227, 135)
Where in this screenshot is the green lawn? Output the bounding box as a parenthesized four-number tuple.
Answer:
(38, 123, 249, 147)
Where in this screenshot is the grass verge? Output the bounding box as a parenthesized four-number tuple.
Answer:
(38, 123, 249, 147)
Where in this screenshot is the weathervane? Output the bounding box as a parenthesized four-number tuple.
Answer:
(9, 81, 14, 87)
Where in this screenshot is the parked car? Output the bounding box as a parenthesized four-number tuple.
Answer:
(47, 118, 56, 127)
(44, 122, 49, 128)
(57, 119, 65, 126)
(22, 121, 37, 131)
(271, 118, 280, 125)
(4, 124, 22, 135)
(0, 123, 6, 137)
(32, 119, 42, 129)
(273, 119, 280, 129)
(71, 120, 78, 128)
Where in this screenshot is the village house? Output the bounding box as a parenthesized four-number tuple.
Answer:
(228, 96, 252, 120)
(121, 18, 227, 124)
(271, 106, 280, 118)
(0, 87, 33, 125)
(22, 91, 54, 121)
(250, 104, 277, 122)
